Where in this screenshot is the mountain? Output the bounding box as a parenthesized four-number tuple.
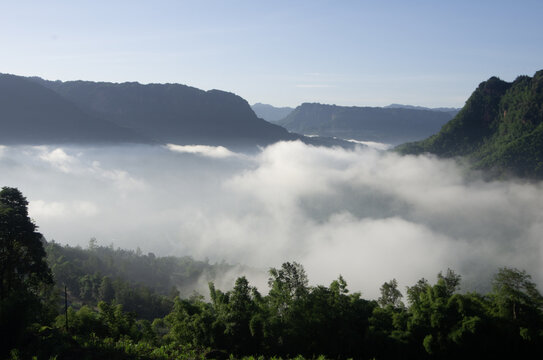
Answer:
(251, 103, 294, 122)
(0, 74, 352, 149)
(397, 70, 543, 179)
(385, 104, 460, 116)
(278, 103, 455, 145)
(31, 78, 298, 149)
(0, 74, 148, 144)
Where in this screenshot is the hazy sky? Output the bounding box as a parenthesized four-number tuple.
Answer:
(1, 0, 542, 107)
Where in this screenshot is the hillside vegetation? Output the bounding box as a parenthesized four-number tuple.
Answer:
(45, 240, 233, 320)
(397, 70, 543, 179)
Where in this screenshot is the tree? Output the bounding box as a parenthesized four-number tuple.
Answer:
(224, 276, 258, 353)
(99, 276, 115, 303)
(437, 268, 461, 297)
(268, 261, 308, 306)
(492, 267, 543, 322)
(0, 187, 53, 356)
(264, 262, 309, 354)
(406, 278, 429, 306)
(378, 279, 404, 308)
(0, 187, 52, 299)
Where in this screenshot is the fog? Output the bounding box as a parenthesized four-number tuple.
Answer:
(1, 141, 542, 297)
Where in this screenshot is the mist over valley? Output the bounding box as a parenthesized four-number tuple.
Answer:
(3, 140, 541, 298)
(2, 69, 543, 299)
(3, 2, 543, 357)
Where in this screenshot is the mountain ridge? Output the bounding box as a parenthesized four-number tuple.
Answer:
(251, 103, 294, 123)
(0, 73, 354, 150)
(30, 77, 295, 148)
(397, 70, 543, 179)
(277, 102, 455, 144)
(0, 74, 149, 145)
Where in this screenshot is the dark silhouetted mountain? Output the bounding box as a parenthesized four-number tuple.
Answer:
(251, 103, 294, 122)
(0, 74, 148, 144)
(0, 73, 354, 149)
(32, 78, 301, 149)
(278, 103, 455, 145)
(397, 70, 543, 179)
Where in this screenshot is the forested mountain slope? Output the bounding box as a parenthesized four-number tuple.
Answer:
(397, 70, 543, 179)
(45, 240, 234, 320)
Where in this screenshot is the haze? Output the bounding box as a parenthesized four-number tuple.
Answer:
(2, 142, 541, 297)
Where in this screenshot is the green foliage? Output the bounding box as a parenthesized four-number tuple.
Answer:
(0, 187, 54, 357)
(491, 267, 543, 323)
(378, 279, 404, 308)
(0, 187, 53, 299)
(268, 261, 309, 303)
(397, 70, 543, 179)
(11, 259, 543, 359)
(45, 239, 234, 320)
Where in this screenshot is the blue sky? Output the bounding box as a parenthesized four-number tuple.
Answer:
(1, 0, 542, 107)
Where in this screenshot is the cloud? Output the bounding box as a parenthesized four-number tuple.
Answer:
(31, 146, 146, 193)
(182, 141, 543, 295)
(90, 161, 146, 192)
(345, 139, 392, 150)
(29, 200, 99, 219)
(38, 148, 77, 173)
(3, 142, 543, 298)
(166, 143, 240, 158)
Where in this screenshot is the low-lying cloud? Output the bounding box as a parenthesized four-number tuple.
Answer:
(1, 141, 542, 297)
(166, 143, 242, 159)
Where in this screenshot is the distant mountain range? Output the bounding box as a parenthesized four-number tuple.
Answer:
(397, 70, 543, 179)
(251, 103, 294, 122)
(384, 104, 460, 116)
(0, 74, 352, 149)
(277, 103, 456, 144)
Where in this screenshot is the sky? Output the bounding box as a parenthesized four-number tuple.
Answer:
(1, 0, 542, 107)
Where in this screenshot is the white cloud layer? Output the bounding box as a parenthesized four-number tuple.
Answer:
(38, 148, 77, 173)
(166, 143, 241, 159)
(29, 200, 99, 219)
(1, 142, 542, 297)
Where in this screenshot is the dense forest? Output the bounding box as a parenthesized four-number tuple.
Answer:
(2, 186, 543, 359)
(397, 70, 543, 179)
(45, 239, 235, 321)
